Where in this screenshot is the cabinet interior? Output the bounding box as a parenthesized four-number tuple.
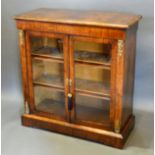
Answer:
(34, 86, 65, 120)
(30, 35, 112, 127)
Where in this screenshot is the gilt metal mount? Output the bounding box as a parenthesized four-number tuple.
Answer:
(19, 30, 24, 45)
(118, 40, 124, 57)
(24, 101, 29, 114)
(114, 120, 121, 133)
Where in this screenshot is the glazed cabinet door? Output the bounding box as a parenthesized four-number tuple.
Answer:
(69, 36, 117, 130)
(25, 31, 69, 121)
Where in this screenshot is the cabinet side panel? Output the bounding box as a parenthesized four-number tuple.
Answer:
(114, 40, 125, 133)
(122, 25, 137, 126)
(18, 30, 29, 113)
(25, 32, 36, 112)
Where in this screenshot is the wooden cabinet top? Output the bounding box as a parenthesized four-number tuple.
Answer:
(15, 8, 141, 29)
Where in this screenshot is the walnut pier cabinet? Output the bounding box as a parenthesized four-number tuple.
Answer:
(15, 8, 141, 148)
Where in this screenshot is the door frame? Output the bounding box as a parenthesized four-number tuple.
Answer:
(25, 30, 70, 121)
(68, 35, 117, 130)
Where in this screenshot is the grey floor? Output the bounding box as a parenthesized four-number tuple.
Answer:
(2, 100, 154, 155)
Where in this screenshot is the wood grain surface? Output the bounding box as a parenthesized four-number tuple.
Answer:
(15, 8, 141, 28)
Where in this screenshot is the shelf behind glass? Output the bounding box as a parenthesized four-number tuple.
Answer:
(34, 86, 65, 119)
(32, 47, 111, 68)
(75, 78, 110, 97)
(32, 58, 64, 89)
(75, 63, 111, 97)
(32, 46, 63, 59)
(75, 94, 111, 129)
(75, 50, 111, 67)
(30, 36, 64, 59)
(74, 40, 112, 68)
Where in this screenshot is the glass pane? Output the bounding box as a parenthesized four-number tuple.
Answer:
(34, 86, 65, 119)
(73, 39, 111, 128)
(75, 64, 110, 94)
(32, 59, 64, 87)
(75, 94, 110, 125)
(74, 40, 111, 94)
(74, 41, 111, 65)
(30, 36, 63, 58)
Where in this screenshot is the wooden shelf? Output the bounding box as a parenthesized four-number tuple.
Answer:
(75, 78, 110, 99)
(32, 47, 111, 68)
(33, 74, 110, 99)
(33, 74, 64, 91)
(32, 55, 64, 63)
(36, 98, 65, 118)
(32, 46, 63, 60)
(76, 90, 110, 100)
(33, 82, 64, 92)
(75, 50, 111, 68)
